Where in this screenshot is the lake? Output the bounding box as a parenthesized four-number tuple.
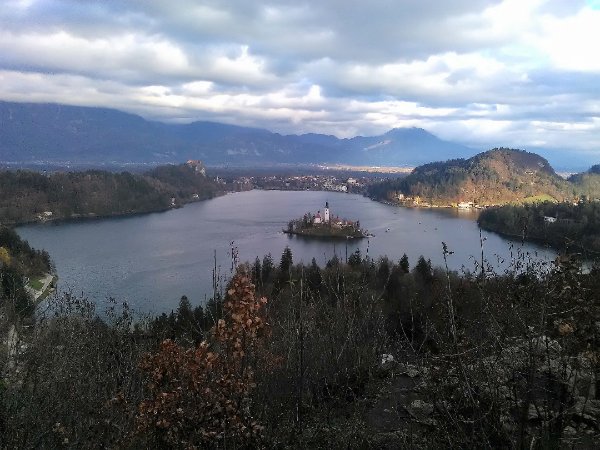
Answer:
(17, 190, 557, 314)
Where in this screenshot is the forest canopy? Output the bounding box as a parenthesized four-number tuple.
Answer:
(0, 163, 221, 225)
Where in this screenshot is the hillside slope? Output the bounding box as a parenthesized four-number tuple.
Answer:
(369, 148, 571, 205)
(0, 163, 220, 225)
(568, 164, 600, 199)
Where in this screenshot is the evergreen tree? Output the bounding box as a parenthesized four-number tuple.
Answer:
(252, 256, 262, 286)
(348, 249, 362, 268)
(176, 295, 194, 335)
(377, 256, 391, 286)
(414, 255, 433, 281)
(279, 246, 293, 278)
(307, 257, 322, 291)
(399, 253, 410, 273)
(261, 253, 273, 282)
(0, 265, 34, 318)
(326, 254, 340, 268)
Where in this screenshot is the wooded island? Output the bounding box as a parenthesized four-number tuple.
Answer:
(283, 201, 369, 239)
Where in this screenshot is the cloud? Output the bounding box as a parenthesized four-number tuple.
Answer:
(0, 0, 599, 159)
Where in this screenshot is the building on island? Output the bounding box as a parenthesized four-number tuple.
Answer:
(285, 200, 367, 239)
(310, 202, 332, 226)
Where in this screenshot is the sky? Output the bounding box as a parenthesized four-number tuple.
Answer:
(1, 0, 600, 158)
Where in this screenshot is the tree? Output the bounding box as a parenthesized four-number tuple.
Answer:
(307, 257, 322, 291)
(1, 265, 33, 318)
(279, 246, 293, 278)
(399, 253, 410, 273)
(175, 295, 199, 341)
(326, 255, 340, 268)
(136, 272, 269, 448)
(252, 256, 262, 287)
(348, 249, 362, 268)
(261, 253, 273, 283)
(376, 256, 391, 286)
(0, 247, 10, 267)
(414, 255, 432, 282)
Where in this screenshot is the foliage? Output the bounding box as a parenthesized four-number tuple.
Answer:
(136, 273, 268, 448)
(0, 227, 49, 320)
(0, 247, 10, 267)
(0, 226, 52, 276)
(1, 245, 599, 447)
(478, 200, 600, 254)
(0, 265, 33, 318)
(368, 148, 570, 205)
(1, 296, 148, 448)
(148, 163, 218, 200)
(150, 295, 210, 345)
(0, 164, 221, 225)
(279, 246, 293, 278)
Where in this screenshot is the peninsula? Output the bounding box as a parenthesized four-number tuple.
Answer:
(283, 201, 369, 239)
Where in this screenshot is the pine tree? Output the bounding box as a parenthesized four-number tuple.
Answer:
(399, 253, 410, 273)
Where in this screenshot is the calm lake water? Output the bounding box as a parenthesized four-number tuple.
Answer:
(17, 190, 557, 314)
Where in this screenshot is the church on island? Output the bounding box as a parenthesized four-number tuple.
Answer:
(284, 201, 368, 239)
(312, 201, 331, 225)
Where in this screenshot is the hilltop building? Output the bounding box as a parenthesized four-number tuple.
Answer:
(186, 159, 206, 176)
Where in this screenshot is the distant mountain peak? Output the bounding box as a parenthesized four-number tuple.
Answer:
(0, 100, 476, 167)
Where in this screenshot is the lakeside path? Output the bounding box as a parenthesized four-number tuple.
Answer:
(25, 273, 55, 301)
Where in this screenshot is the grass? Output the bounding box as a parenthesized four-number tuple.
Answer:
(37, 276, 57, 302)
(522, 194, 556, 204)
(28, 277, 44, 291)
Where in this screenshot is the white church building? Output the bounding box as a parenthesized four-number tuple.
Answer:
(313, 202, 330, 225)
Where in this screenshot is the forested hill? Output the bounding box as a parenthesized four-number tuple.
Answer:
(0, 226, 53, 318)
(478, 201, 600, 254)
(567, 164, 600, 199)
(369, 148, 575, 205)
(0, 162, 221, 225)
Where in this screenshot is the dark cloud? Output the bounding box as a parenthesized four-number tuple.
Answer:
(0, 0, 599, 156)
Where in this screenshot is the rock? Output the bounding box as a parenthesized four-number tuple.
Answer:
(381, 354, 395, 364)
(378, 354, 398, 375)
(397, 363, 424, 378)
(406, 365, 422, 378)
(405, 399, 434, 424)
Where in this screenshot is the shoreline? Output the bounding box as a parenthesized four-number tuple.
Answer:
(282, 228, 369, 240)
(25, 273, 58, 302)
(9, 192, 227, 228)
(478, 222, 600, 258)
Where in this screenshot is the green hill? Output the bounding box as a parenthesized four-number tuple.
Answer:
(369, 148, 571, 205)
(0, 162, 221, 225)
(568, 164, 600, 200)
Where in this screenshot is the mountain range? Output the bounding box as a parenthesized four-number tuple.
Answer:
(0, 101, 477, 167)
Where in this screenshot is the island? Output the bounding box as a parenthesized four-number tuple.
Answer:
(283, 201, 370, 239)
